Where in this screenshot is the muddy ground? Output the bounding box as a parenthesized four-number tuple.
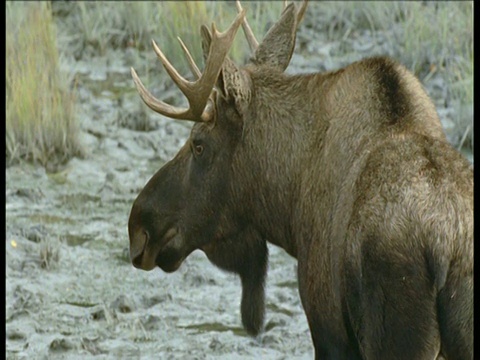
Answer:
(5, 3, 473, 360)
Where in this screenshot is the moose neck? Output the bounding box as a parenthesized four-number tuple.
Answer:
(234, 58, 448, 260)
(234, 69, 331, 258)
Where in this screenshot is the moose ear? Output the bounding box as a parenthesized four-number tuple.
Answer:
(251, 3, 298, 72)
(218, 57, 251, 114)
(201, 24, 251, 115)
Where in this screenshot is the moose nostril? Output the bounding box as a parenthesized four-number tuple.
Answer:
(130, 229, 149, 267)
(132, 253, 142, 267)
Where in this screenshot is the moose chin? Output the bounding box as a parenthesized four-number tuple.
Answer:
(128, 1, 473, 358)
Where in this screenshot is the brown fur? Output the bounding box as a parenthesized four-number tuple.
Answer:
(201, 227, 268, 336)
(128, 3, 473, 359)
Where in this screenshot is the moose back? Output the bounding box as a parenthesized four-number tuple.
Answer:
(127, 2, 473, 359)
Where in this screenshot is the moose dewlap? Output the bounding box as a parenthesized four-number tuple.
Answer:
(128, 1, 473, 359)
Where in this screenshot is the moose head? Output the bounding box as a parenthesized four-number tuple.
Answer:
(128, 1, 307, 273)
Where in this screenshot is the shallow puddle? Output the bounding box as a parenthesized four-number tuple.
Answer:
(29, 213, 76, 226)
(178, 322, 248, 337)
(64, 233, 91, 247)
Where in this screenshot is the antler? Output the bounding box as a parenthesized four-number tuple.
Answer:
(131, 8, 246, 122)
(177, 36, 219, 111)
(236, 0, 308, 53)
(177, 37, 202, 80)
(295, 0, 309, 25)
(235, 1, 259, 53)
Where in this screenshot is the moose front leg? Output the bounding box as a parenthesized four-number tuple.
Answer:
(202, 227, 268, 336)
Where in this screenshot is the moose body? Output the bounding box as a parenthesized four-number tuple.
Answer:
(128, 2, 473, 359)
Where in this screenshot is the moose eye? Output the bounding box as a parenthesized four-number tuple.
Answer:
(193, 143, 204, 156)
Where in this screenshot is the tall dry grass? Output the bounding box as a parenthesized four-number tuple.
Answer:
(6, 2, 83, 168)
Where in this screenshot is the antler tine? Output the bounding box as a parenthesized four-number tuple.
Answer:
(236, 1, 307, 54)
(296, 0, 309, 25)
(177, 37, 201, 80)
(131, 67, 193, 120)
(235, 1, 259, 53)
(131, 9, 246, 122)
(151, 40, 215, 121)
(131, 43, 206, 121)
(178, 36, 219, 109)
(201, 7, 245, 93)
(283, 0, 308, 24)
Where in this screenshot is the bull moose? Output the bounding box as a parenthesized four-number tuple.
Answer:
(128, 1, 473, 359)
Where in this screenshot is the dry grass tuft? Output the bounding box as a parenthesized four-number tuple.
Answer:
(39, 238, 61, 270)
(6, 2, 83, 169)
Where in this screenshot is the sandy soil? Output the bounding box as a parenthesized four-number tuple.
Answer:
(5, 4, 472, 360)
